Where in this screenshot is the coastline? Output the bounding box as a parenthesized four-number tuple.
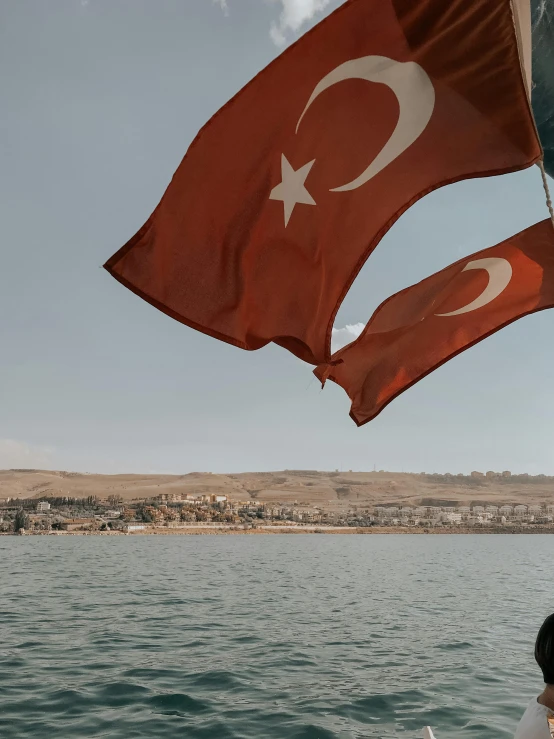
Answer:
(5, 525, 554, 536)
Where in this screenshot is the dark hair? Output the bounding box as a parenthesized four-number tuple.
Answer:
(535, 614, 554, 684)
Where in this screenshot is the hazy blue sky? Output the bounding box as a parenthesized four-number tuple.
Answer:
(1, 0, 553, 475)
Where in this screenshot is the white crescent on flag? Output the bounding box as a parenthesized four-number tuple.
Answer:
(296, 55, 436, 192)
(435, 257, 513, 317)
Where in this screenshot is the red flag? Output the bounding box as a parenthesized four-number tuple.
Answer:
(314, 219, 554, 425)
(105, 0, 540, 365)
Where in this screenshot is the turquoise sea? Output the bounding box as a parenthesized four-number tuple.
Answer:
(1, 534, 552, 738)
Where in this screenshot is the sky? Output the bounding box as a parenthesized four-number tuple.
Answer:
(1, 0, 553, 476)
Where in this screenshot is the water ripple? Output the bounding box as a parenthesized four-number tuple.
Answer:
(0, 534, 548, 737)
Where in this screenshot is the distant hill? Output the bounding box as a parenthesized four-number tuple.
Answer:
(2, 469, 554, 509)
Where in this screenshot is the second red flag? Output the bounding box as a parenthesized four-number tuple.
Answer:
(314, 219, 554, 425)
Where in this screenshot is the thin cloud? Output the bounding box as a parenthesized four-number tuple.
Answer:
(214, 0, 229, 16)
(331, 322, 365, 353)
(216, 1, 332, 44)
(269, 0, 332, 45)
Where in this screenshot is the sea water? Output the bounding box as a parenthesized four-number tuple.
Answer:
(1, 534, 552, 738)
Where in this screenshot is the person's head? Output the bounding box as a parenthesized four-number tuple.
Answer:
(535, 614, 554, 685)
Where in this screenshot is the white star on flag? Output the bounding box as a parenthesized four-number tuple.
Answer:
(269, 154, 316, 227)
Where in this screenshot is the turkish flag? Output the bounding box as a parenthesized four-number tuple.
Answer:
(313, 219, 554, 425)
(105, 0, 540, 365)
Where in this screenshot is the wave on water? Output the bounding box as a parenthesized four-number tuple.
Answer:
(0, 534, 546, 738)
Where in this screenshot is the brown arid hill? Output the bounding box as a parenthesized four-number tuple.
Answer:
(2, 469, 554, 510)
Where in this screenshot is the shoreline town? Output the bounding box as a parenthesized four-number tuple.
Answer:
(4, 467, 554, 535)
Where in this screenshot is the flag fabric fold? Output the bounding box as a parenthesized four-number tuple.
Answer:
(105, 0, 540, 365)
(314, 219, 554, 426)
